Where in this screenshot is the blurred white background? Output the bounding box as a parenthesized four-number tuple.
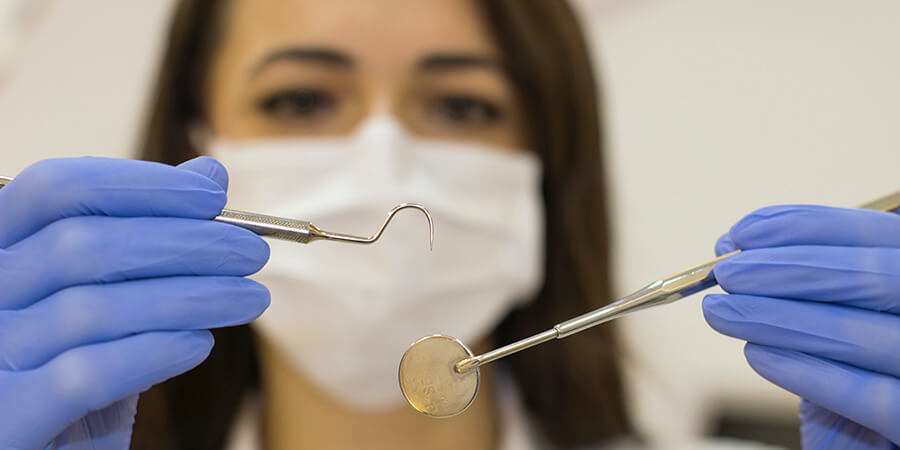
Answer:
(571, 0, 900, 445)
(1, 0, 899, 446)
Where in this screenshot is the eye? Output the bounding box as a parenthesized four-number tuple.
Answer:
(427, 94, 502, 126)
(257, 88, 337, 119)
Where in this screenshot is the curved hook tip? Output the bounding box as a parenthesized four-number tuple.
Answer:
(315, 202, 434, 250)
(389, 203, 434, 251)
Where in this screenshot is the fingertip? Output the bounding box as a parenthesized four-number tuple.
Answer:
(241, 282, 271, 322)
(248, 280, 271, 315)
(149, 330, 214, 369)
(743, 343, 798, 381)
(701, 295, 721, 331)
(211, 224, 271, 275)
(702, 294, 758, 340)
(728, 205, 799, 249)
(743, 342, 770, 377)
(701, 294, 729, 323)
(177, 156, 229, 192)
(744, 341, 780, 358)
(712, 255, 739, 292)
(221, 277, 271, 322)
(714, 232, 738, 257)
(743, 341, 762, 359)
(244, 233, 271, 273)
(178, 330, 215, 364)
(728, 204, 876, 249)
(711, 248, 764, 295)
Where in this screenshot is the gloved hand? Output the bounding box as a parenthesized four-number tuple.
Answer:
(703, 204, 900, 449)
(0, 156, 270, 450)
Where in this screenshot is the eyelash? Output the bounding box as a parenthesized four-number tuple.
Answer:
(257, 88, 336, 119)
(428, 94, 503, 126)
(255, 89, 503, 128)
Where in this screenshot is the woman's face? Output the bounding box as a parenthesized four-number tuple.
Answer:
(205, 0, 526, 152)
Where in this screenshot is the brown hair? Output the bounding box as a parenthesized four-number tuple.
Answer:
(133, 1, 631, 448)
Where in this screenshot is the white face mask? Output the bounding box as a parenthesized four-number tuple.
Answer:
(206, 116, 544, 411)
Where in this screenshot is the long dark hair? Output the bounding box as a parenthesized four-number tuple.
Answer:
(133, 1, 631, 448)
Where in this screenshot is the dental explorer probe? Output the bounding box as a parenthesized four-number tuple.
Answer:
(0, 175, 434, 248)
(398, 188, 900, 418)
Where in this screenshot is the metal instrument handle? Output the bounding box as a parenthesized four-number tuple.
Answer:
(0, 175, 434, 247)
(455, 188, 900, 373)
(214, 209, 317, 243)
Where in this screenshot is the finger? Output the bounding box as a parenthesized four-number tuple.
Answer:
(743, 343, 900, 445)
(715, 232, 738, 256)
(714, 245, 900, 312)
(0, 216, 269, 310)
(703, 294, 900, 378)
(177, 156, 228, 191)
(48, 395, 138, 450)
(730, 204, 900, 251)
(0, 330, 213, 450)
(0, 276, 269, 371)
(798, 400, 892, 450)
(0, 157, 227, 248)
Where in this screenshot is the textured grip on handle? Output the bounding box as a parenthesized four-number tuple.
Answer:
(214, 208, 314, 243)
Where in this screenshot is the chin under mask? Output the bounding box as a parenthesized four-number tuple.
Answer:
(205, 117, 544, 411)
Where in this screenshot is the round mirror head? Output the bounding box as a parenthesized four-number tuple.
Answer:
(398, 334, 479, 418)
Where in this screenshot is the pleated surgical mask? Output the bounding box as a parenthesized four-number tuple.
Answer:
(205, 116, 544, 411)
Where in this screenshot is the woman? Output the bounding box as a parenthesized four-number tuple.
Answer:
(0, 0, 897, 449)
(135, 0, 627, 448)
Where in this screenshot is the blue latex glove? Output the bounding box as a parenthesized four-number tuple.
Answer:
(703, 204, 900, 449)
(0, 156, 270, 450)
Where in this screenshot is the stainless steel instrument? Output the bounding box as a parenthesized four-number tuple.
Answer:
(399, 188, 900, 418)
(0, 175, 434, 248)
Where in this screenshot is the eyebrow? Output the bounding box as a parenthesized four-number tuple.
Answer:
(251, 47, 354, 77)
(418, 53, 500, 71)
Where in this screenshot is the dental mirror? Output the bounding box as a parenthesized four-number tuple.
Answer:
(398, 188, 900, 418)
(397, 335, 479, 418)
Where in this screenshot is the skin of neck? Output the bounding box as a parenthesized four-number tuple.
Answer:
(256, 333, 499, 450)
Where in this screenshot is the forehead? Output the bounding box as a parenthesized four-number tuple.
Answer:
(219, 0, 498, 68)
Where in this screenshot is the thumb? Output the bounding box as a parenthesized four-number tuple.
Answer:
(177, 156, 229, 191)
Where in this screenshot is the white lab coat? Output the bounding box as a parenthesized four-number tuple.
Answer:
(224, 368, 782, 450)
